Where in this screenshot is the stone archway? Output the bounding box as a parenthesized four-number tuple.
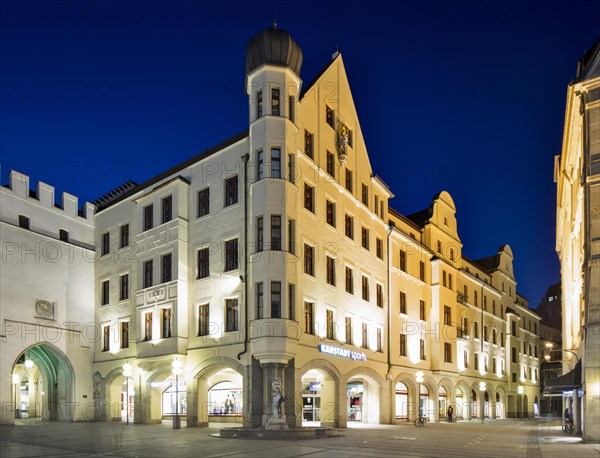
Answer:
(189, 357, 245, 427)
(495, 386, 507, 419)
(437, 378, 454, 421)
(297, 359, 341, 427)
(455, 380, 470, 420)
(344, 366, 384, 424)
(11, 344, 75, 423)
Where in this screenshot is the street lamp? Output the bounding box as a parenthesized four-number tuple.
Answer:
(172, 358, 183, 429)
(517, 385, 524, 421)
(12, 373, 20, 419)
(122, 362, 132, 425)
(416, 371, 424, 421)
(479, 382, 486, 423)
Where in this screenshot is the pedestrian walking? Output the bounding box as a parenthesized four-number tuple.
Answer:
(447, 405, 454, 423)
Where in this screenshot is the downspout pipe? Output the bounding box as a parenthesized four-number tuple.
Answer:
(238, 153, 250, 360)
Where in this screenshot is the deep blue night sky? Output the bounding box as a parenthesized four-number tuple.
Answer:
(1, 0, 599, 307)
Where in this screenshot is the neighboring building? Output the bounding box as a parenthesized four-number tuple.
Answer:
(0, 172, 96, 423)
(554, 38, 600, 441)
(1, 26, 542, 427)
(535, 282, 562, 416)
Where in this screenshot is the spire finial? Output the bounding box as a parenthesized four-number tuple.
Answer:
(273, 19, 277, 29)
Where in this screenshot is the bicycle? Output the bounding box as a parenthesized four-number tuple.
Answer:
(562, 420, 574, 434)
(414, 415, 427, 427)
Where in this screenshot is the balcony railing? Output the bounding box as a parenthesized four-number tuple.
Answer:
(457, 293, 467, 305)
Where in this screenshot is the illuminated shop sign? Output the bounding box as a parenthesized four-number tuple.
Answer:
(319, 344, 367, 361)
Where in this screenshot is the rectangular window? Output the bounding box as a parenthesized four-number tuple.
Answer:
(361, 227, 369, 250)
(225, 239, 238, 271)
(161, 253, 172, 283)
(442, 271, 447, 287)
(101, 280, 110, 305)
(288, 153, 295, 182)
(326, 105, 334, 128)
(444, 342, 452, 363)
(399, 250, 406, 271)
(345, 317, 352, 345)
(474, 321, 479, 339)
(304, 302, 314, 335)
(444, 305, 451, 325)
(144, 312, 152, 341)
(197, 188, 210, 217)
(225, 176, 238, 207)
(348, 129, 353, 147)
(256, 216, 264, 251)
(18, 215, 30, 229)
(345, 267, 353, 294)
(257, 89, 263, 118)
(345, 169, 353, 193)
(326, 256, 336, 286)
(492, 329, 497, 345)
(420, 300, 426, 321)
(257, 149, 264, 180)
(120, 224, 129, 248)
(376, 284, 383, 307)
(361, 184, 368, 206)
(377, 328, 383, 352)
(59, 229, 69, 242)
(162, 195, 172, 224)
(419, 261, 425, 281)
(326, 200, 336, 227)
(304, 244, 314, 276)
(463, 317, 468, 338)
(400, 292, 407, 314)
(226, 299, 239, 332)
(144, 205, 153, 231)
(256, 282, 264, 319)
(484, 325, 488, 342)
(271, 148, 281, 178)
(326, 309, 334, 340)
(304, 183, 314, 212)
(288, 96, 294, 122)
(197, 248, 209, 279)
(161, 308, 172, 338)
(326, 151, 335, 178)
(120, 274, 129, 301)
(120, 322, 129, 349)
(345, 214, 354, 239)
(474, 353, 479, 370)
(144, 260, 153, 288)
(376, 238, 383, 259)
(464, 350, 469, 368)
(304, 130, 314, 159)
(474, 291, 478, 307)
(102, 325, 110, 351)
(288, 219, 295, 254)
(400, 333, 407, 356)
(288, 284, 295, 320)
(420, 338, 426, 360)
(448, 273, 453, 290)
(271, 281, 281, 318)
(375, 195, 379, 215)
(102, 232, 110, 256)
(271, 87, 280, 116)
(271, 215, 281, 250)
(361, 276, 369, 301)
(198, 304, 209, 336)
(362, 323, 368, 349)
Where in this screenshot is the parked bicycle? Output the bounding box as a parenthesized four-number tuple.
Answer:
(414, 415, 427, 427)
(562, 420, 574, 434)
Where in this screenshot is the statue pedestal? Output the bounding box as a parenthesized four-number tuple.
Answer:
(265, 417, 289, 430)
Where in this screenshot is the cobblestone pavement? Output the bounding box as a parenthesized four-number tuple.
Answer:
(1, 419, 599, 457)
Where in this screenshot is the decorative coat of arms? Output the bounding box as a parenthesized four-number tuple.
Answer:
(34, 299, 55, 320)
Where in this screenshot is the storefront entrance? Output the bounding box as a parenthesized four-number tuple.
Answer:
(347, 382, 362, 422)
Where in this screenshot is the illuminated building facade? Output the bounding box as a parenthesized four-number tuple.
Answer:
(554, 38, 600, 441)
(1, 26, 541, 427)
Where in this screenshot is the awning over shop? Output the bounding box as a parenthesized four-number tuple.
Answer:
(543, 360, 581, 395)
